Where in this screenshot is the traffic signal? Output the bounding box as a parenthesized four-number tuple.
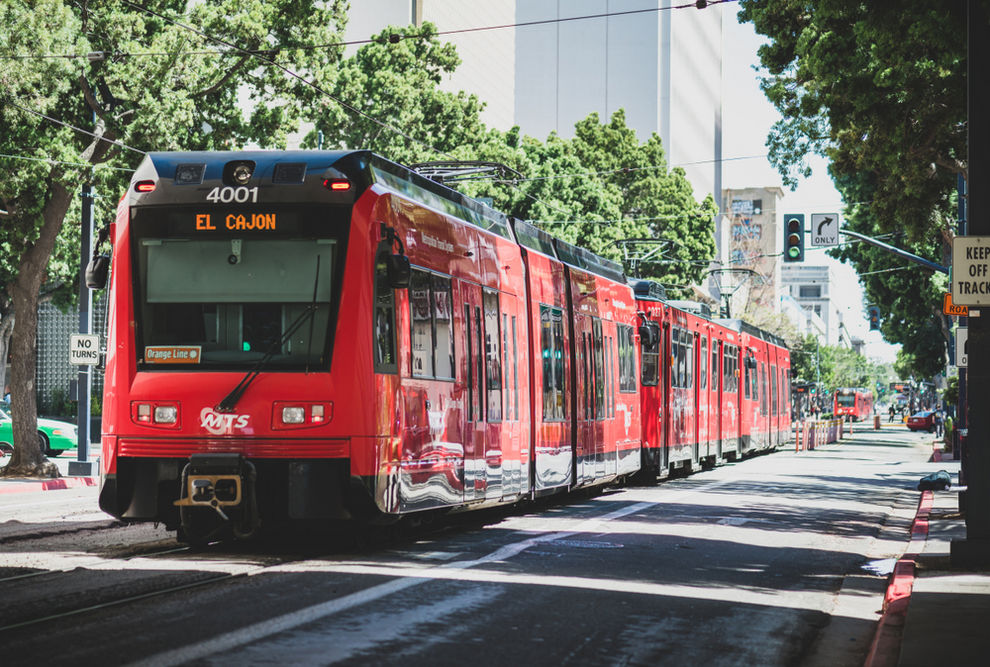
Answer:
(868, 305, 880, 330)
(783, 214, 805, 262)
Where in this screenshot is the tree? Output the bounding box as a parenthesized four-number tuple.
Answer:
(315, 26, 719, 289)
(2, 10, 718, 479)
(0, 0, 348, 477)
(504, 111, 719, 290)
(737, 0, 971, 370)
(789, 333, 891, 398)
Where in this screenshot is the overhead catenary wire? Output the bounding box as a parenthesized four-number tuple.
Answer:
(5, 1, 734, 232)
(1, 0, 736, 62)
(5, 99, 147, 156)
(0, 151, 136, 172)
(119, 0, 455, 162)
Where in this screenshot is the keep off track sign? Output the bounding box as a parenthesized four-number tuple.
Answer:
(952, 236, 990, 306)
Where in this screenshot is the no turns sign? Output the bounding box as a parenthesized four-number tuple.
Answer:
(69, 334, 100, 365)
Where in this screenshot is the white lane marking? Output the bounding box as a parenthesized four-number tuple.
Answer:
(132, 494, 679, 667)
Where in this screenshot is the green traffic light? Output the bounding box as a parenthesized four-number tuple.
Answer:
(788, 247, 801, 259)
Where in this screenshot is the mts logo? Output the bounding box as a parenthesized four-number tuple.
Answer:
(200, 408, 250, 435)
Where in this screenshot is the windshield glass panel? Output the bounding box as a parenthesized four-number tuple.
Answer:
(836, 394, 856, 406)
(131, 206, 347, 370)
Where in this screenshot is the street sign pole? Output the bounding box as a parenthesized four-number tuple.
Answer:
(70, 184, 97, 477)
(953, 0, 990, 567)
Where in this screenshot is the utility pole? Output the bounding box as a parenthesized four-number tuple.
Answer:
(69, 181, 97, 477)
(952, 0, 990, 566)
(957, 173, 967, 462)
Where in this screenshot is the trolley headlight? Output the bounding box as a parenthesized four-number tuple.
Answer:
(273, 402, 332, 429)
(231, 163, 253, 185)
(154, 405, 178, 424)
(281, 406, 305, 424)
(131, 401, 181, 428)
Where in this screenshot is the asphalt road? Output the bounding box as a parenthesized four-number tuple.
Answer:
(0, 423, 935, 666)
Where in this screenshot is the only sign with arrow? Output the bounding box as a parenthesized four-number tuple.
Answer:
(811, 213, 839, 247)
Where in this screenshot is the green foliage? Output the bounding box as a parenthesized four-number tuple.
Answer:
(1, 7, 715, 469)
(43, 387, 72, 418)
(310, 22, 486, 164)
(737, 0, 967, 373)
(314, 25, 717, 289)
(943, 374, 958, 407)
(0, 0, 348, 469)
(789, 333, 891, 396)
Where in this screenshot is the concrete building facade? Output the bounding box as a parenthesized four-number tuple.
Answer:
(718, 186, 785, 317)
(781, 264, 849, 347)
(343, 0, 725, 200)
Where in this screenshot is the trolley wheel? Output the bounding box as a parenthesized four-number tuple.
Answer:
(0, 441, 12, 456)
(177, 506, 231, 547)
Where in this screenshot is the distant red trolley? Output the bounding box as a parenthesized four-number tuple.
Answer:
(90, 150, 790, 543)
(833, 387, 873, 422)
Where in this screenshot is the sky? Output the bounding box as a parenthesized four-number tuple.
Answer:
(720, 10, 900, 364)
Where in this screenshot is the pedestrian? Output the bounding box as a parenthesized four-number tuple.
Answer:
(889, 403, 896, 423)
(934, 410, 943, 437)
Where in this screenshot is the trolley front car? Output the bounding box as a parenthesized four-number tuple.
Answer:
(94, 151, 643, 543)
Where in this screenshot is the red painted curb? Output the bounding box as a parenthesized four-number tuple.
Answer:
(864, 490, 934, 667)
(0, 475, 98, 495)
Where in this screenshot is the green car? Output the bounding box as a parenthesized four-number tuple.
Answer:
(0, 406, 78, 457)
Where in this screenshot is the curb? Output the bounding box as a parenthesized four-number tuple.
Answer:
(0, 475, 98, 495)
(864, 489, 934, 667)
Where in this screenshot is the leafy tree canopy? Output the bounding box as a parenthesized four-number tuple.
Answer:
(789, 333, 891, 398)
(0, 0, 348, 475)
(1, 10, 715, 475)
(737, 0, 977, 378)
(315, 25, 718, 289)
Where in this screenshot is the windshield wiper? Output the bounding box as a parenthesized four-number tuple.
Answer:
(215, 257, 322, 413)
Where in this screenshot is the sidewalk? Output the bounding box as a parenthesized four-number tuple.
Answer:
(0, 450, 99, 494)
(866, 449, 990, 667)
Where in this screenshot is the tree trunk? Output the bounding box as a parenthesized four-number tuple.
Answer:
(0, 311, 12, 402)
(1, 183, 73, 478)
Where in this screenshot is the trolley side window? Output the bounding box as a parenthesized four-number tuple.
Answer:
(464, 303, 476, 421)
(593, 318, 605, 419)
(373, 249, 398, 374)
(512, 316, 520, 420)
(607, 334, 616, 417)
(484, 290, 502, 422)
(771, 364, 778, 416)
(408, 270, 454, 380)
(700, 336, 708, 389)
(503, 314, 512, 421)
(723, 344, 737, 394)
(641, 323, 660, 387)
(540, 305, 566, 422)
(711, 340, 719, 391)
(617, 324, 636, 393)
(760, 362, 768, 416)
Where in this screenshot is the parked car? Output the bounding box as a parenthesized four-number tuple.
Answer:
(907, 410, 936, 432)
(0, 406, 78, 457)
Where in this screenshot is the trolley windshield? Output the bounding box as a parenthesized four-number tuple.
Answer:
(836, 393, 857, 407)
(130, 205, 347, 370)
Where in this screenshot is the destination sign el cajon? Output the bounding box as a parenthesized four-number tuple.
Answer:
(952, 236, 990, 306)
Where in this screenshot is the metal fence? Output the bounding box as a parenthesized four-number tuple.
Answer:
(36, 296, 107, 417)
